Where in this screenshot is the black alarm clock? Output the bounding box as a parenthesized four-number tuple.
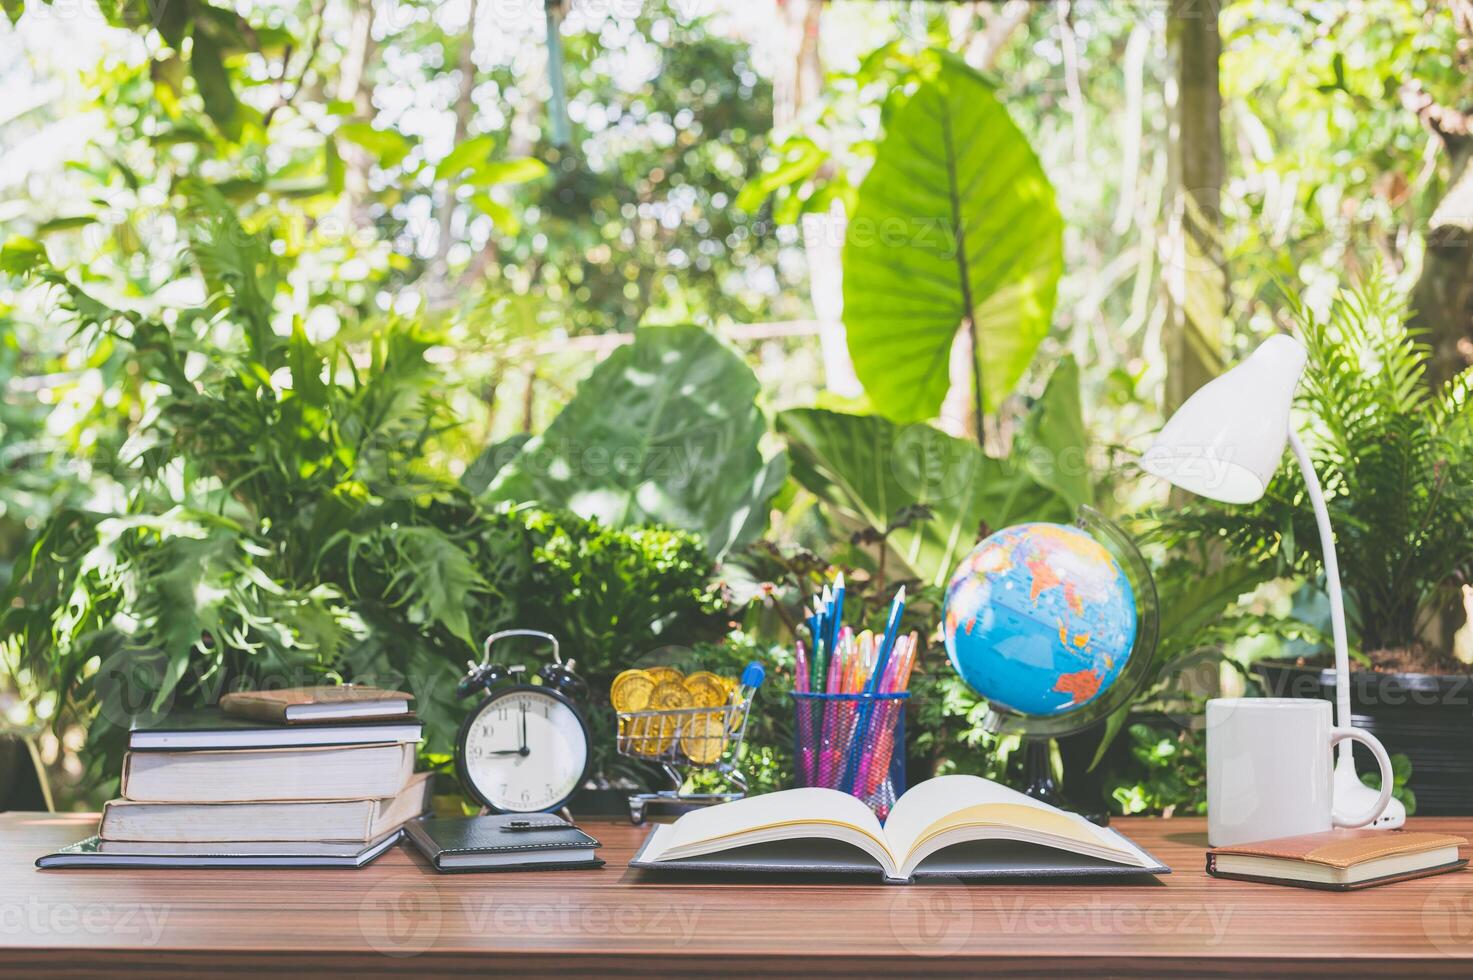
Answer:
(454, 629, 592, 814)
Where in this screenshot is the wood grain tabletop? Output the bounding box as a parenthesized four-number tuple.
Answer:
(4, 810, 1473, 975)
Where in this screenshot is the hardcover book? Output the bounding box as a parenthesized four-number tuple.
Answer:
(1206, 829, 1468, 890)
(120, 742, 418, 803)
(630, 775, 1168, 884)
(37, 830, 404, 869)
(220, 685, 414, 724)
(128, 708, 422, 752)
(99, 772, 432, 843)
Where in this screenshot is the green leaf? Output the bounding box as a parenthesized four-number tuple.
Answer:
(0, 235, 46, 276)
(1089, 705, 1131, 771)
(468, 193, 521, 235)
(734, 137, 825, 212)
(1157, 562, 1264, 660)
(434, 133, 497, 181)
(467, 158, 549, 186)
(777, 408, 1068, 587)
(336, 122, 414, 169)
(3, 0, 25, 26)
(177, 178, 277, 362)
(1015, 354, 1092, 510)
(462, 434, 532, 495)
(843, 51, 1063, 423)
(189, 27, 241, 141)
(488, 326, 780, 558)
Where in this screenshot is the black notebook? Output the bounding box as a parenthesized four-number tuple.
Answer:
(404, 814, 603, 873)
(129, 707, 422, 751)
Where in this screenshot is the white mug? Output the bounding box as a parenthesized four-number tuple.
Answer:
(1206, 698, 1394, 847)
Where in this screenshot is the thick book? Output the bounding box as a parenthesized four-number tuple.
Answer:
(129, 707, 422, 752)
(404, 813, 604, 873)
(630, 775, 1168, 884)
(220, 685, 414, 724)
(99, 771, 432, 843)
(37, 830, 403, 869)
(1206, 829, 1468, 890)
(120, 743, 417, 803)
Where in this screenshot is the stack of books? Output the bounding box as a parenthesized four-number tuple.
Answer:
(40, 687, 430, 869)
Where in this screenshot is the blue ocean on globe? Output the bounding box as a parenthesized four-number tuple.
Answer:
(943, 522, 1137, 717)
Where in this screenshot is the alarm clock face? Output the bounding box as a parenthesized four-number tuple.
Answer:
(460, 687, 589, 813)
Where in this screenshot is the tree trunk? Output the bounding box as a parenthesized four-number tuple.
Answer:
(427, 0, 482, 307)
(1162, 0, 1225, 416)
(1402, 50, 1473, 388)
(1411, 144, 1473, 388)
(775, 0, 861, 399)
(337, 0, 378, 231)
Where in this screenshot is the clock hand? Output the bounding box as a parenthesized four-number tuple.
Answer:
(519, 702, 529, 755)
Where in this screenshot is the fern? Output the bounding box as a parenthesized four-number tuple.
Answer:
(1154, 270, 1473, 656)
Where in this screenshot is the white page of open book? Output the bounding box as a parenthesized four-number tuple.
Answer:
(638, 787, 900, 875)
(882, 775, 1146, 878)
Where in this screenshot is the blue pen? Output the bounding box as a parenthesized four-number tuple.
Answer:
(828, 572, 845, 662)
(839, 586, 905, 794)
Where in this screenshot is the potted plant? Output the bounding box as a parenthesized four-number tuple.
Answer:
(1159, 273, 1473, 813)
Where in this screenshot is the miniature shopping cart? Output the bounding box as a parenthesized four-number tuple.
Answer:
(614, 662, 765, 823)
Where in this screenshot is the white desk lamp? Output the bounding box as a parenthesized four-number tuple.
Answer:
(1138, 334, 1405, 830)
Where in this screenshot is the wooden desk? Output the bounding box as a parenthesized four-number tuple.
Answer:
(3, 811, 1472, 975)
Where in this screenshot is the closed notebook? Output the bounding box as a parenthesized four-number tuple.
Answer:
(405, 814, 603, 873)
(220, 685, 414, 724)
(630, 774, 1168, 884)
(38, 830, 403, 870)
(121, 743, 416, 803)
(1206, 829, 1468, 890)
(100, 771, 432, 843)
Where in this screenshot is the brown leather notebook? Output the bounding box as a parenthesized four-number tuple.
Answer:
(1207, 829, 1468, 891)
(220, 686, 415, 724)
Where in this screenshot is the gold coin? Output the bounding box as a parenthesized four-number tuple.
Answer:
(683, 676, 726, 708)
(645, 666, 685, 686)
(631, 716, 664, 755)
(685, 670, 724, 689)
(680, 712, 728, 764)
(610, 670, 656, 712)
(649, 681, 693, 710)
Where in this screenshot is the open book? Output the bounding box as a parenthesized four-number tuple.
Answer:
(631, 775, 1168, 884)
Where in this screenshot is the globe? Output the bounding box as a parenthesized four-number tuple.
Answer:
(943, 522, 1138, 718)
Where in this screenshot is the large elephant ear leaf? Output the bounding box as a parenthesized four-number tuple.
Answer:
(778, 408, 1068, 588)
(1016, 354, 1093, 511)
(487, 326, 781, 558)
(843, 52, 1063, 424)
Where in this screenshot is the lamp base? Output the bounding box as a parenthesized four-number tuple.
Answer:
(1334, 754, 1405, 830)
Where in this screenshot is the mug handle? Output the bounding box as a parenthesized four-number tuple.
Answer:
(1328, 726, 1394, 828)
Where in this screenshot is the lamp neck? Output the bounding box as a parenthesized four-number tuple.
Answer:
(1287, 430, 1353, 764)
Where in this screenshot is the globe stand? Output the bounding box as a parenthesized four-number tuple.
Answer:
(1022, 739, 1108, 827)
(949, 507, 1158, 828)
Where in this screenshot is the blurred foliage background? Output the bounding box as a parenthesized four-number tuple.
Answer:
(3, 0, 1471, 814)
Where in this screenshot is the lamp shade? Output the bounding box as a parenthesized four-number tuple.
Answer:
(1138, 335, 1307, 503)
